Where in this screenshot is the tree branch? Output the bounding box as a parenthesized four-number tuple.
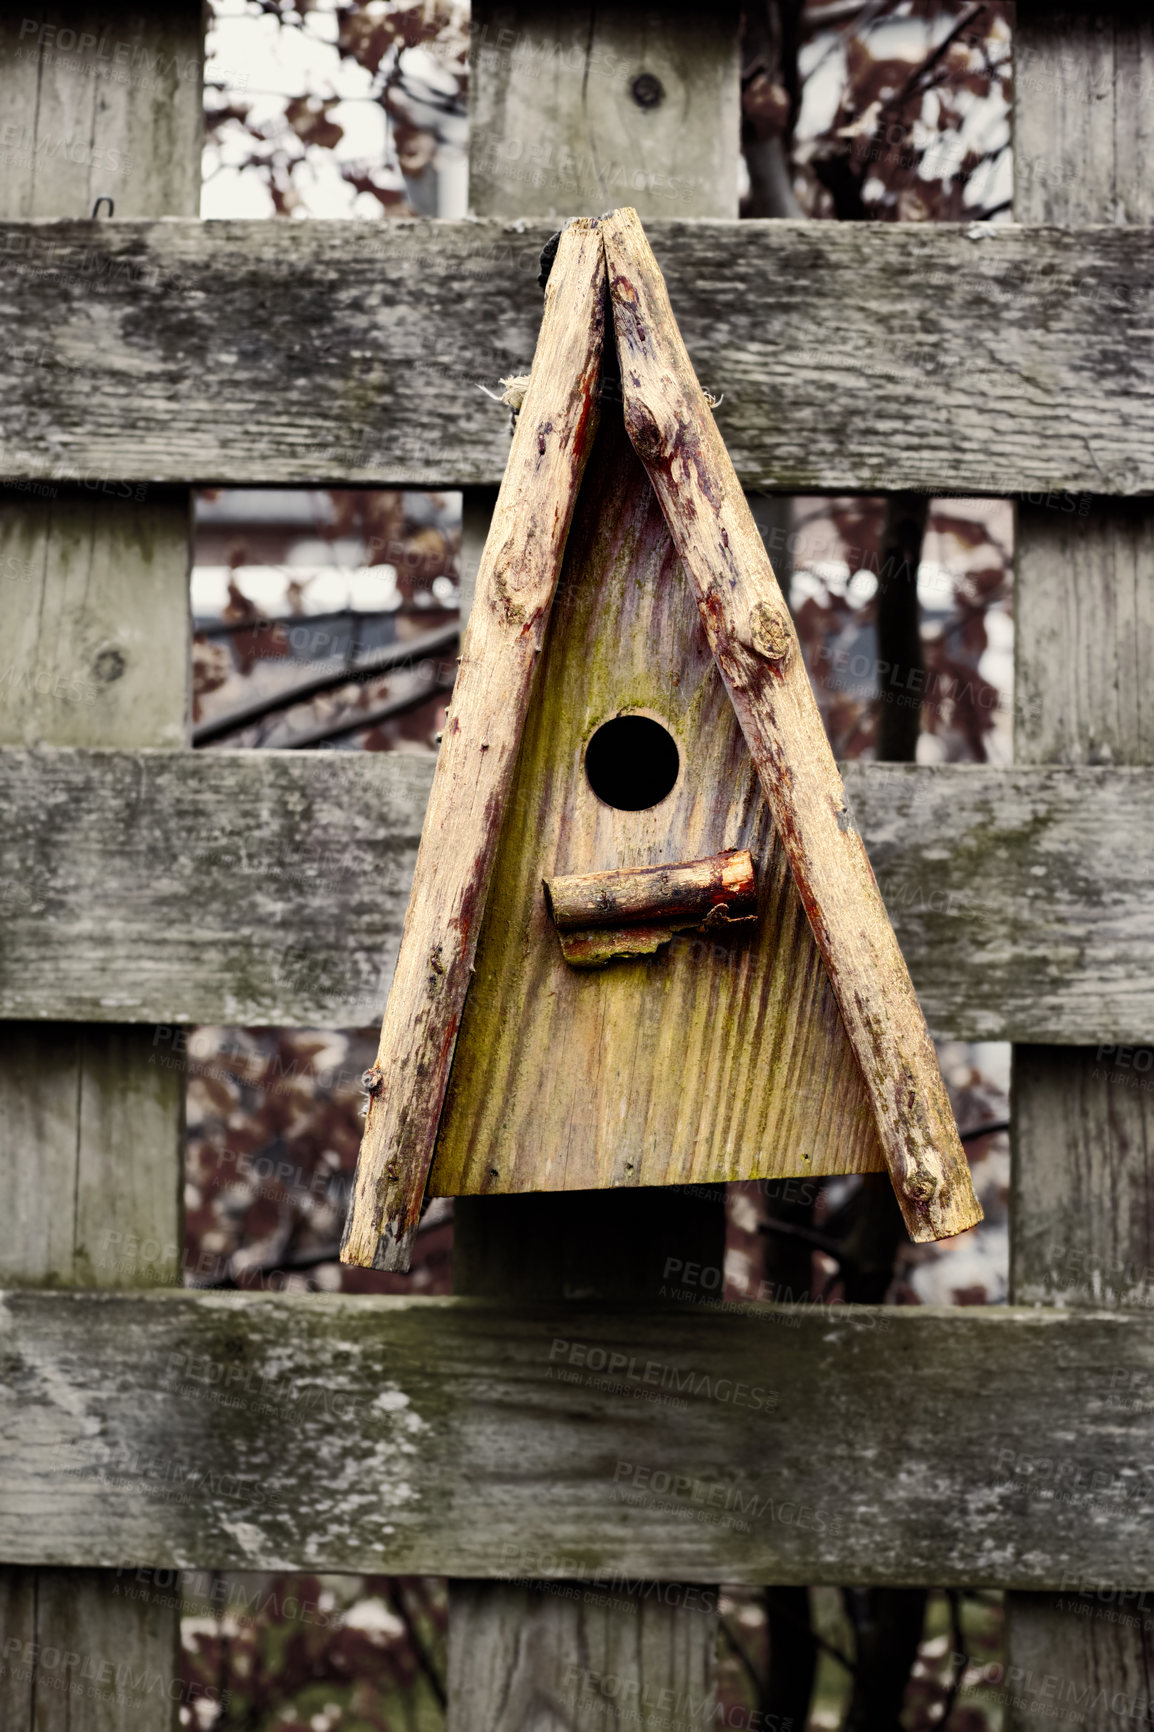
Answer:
(194, 621, 458, 745)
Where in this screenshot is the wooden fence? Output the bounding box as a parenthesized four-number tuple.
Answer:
(1, 3, 1152, 1728)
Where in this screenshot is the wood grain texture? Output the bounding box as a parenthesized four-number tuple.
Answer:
(0, 746, 431, 1026)
(341, 218, 607, 1271)
(1015, 8, 1154, 228)
(1011, 1045, 1154, 1311)
(0, 10, 204, 222)
(2, 750, 1153, 1041)
(1015, 498, 1154, 770)
(0, 1566, 184, 1732)
(1003, 1592, 1154, 1732)
(0, 1025, 182, 1289)
(5, 1290, 1154, 1586)
(0, 5, 201, 1722)
(448, 1179, 727, 1732)
(1, 217, 1153, 492)
(0, 489, 191, 750)
(430, 411, 884, 1196)
(603, 208, 977, 1244)
(469, 0, 741, 222)
(447, 1583, 718, 1732)
(1008, 7, 1154, 1708)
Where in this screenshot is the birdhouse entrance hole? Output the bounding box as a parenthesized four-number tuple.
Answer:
(584, 714, 680, 811)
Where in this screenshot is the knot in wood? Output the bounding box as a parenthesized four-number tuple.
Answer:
(492, 559, 531, 628)
(623, 399, 666, 465)
(750, 600, 791, 666)
(906, 1160, 939, 1203)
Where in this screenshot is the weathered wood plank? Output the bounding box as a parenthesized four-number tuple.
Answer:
(0, 5, 201, 1723)
(3, 1291, 1154, 1586)
(469, 0, 741, 222)
(1015, 8, 1154, 229)
(447, 1585, 718, 1732)
(0, 1025, 182, 1289)
(449, 1185, 727, 1730)
(0, 746, 432, 1026)
(1008, 6, 1154, 1711)
(1003, 1591, 1154, 1732)
(1, 750, 1153, 1042)
(0, 490, 191, 750)
(1015, 499, 1154, 770)
(1012, 1048, 1154, 1311)
(1, 218, 1153, 492)
(0, 12, 203, 222)
(341, 216, 607, 1271)
(0, 1565, 184, 1732)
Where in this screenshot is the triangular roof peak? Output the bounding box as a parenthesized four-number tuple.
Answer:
(342, 208, 981, 1272)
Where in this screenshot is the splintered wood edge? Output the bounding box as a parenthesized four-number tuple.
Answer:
(339, 217, 607, 1271)
(601, 206, 981, 1244)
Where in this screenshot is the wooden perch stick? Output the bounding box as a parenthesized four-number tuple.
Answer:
(545, 849, 756, 930)
(547, 849, 757, 969)
(340, 218, 607, 1271)
(602, 207, 981, 1244)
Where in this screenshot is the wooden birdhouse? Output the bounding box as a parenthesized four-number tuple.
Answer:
(341, 208, 982, 1273)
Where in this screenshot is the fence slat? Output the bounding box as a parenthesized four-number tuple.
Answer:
(0, 9, 201, 1727)
(448, 1192, 727, 1730)
(1, 218, 1152, 492)
(448, 8, 740, 1723)
(1, 749, 1151, 1042)
(2, 1290, 1154, 1587)
(1007, 6, 1154, 1720)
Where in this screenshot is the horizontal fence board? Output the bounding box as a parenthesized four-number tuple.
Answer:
(0, 219, 1150, 493)
(1, 750, 1152, 1041)
(2, 1290, 1153, 1587)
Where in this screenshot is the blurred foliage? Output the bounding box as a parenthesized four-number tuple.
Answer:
(790, 496, 1012, 765)
(204, 0, 467, 218)
(192, 488, 460, 751)
(182, 1573, 445, 1729)
(744, 0, 1011, 222)
(184, 1027, 452, 1297)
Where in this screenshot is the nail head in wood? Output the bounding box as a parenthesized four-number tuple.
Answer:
(631, 72, 665, 109)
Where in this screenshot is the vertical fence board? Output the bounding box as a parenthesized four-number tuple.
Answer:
(447, 1193, 725, 1731)
(0, 8, 201, 1727)
(448, 1582, 717, 1732)
(1008, 7, 1154, 1723)
(0, 9, 203, 220)
(0, 1569, 183, 1732)
(450, 5, 740, 1721)
(469, 0, 740, 223)
(0, 492, 191, 750)
(0, 1026, 183, 1289)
